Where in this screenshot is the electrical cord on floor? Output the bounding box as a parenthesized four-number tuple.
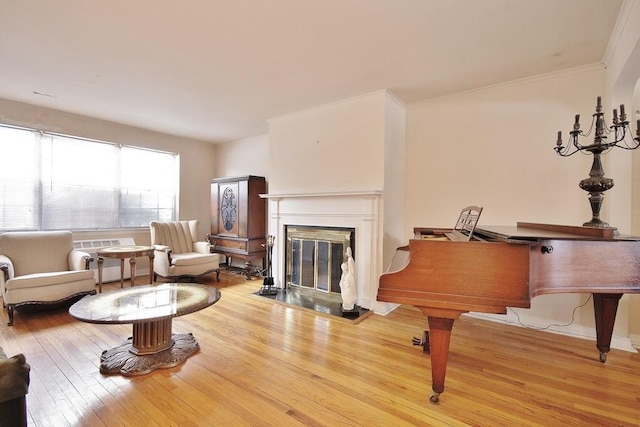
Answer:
(507, 294, 592, 331)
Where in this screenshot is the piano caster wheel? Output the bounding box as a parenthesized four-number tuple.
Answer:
(429, 392, 440, 405)
(599, 352, 607, 363)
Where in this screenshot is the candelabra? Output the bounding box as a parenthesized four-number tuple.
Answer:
(258, 235, 277, 295)
(555, 96, 640, 228)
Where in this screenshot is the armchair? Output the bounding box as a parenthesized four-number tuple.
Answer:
(0, 231, 96, 326)
(150, 220, 222, 281)
(0, 347, 30, 427)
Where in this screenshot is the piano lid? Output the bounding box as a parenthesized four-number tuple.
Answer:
(476, 222, 640, 242)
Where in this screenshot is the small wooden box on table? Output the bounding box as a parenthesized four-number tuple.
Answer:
(209, 175, 267, 278)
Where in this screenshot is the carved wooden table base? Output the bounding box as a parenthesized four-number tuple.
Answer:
(69, 283, 220, 377)
(100, 332, 199, 376)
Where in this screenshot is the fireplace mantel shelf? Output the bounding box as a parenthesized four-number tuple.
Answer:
(260, 190, 382, 199)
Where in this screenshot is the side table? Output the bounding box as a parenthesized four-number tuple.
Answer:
(97, 245, 154, 293)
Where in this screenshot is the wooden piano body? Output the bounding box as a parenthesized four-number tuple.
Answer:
(378, 222, 640, 404)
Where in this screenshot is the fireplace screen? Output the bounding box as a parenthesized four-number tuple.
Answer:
(285, 226, 355, 294)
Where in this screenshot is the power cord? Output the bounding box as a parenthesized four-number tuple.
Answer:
(507, 294, 592, 331)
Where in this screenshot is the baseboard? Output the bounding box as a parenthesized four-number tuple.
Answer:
(630, 333, 640, 349)
(369, 303, 639, 352)
(373, 301, 400, 316)
(466, 312, 638, 353)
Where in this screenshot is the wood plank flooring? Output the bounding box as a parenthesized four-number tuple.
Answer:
(1, 272, 639, 426)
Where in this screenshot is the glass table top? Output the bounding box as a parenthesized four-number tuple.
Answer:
(69, 283, 221, 324)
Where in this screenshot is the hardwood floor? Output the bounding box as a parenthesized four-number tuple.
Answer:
(1, 272, 639, 426)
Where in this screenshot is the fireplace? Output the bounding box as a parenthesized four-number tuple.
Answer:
(285, 225, 355, 294)
(261, 190, 395, 314)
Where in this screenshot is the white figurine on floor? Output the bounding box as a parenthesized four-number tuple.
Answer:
(339, 247, 357, 310)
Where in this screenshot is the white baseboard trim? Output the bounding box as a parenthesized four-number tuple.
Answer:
(373, 301, 399, 315)
(630, 333, 640, 349)
(370, 304, 639, 353)
(465, 312, 638, 353)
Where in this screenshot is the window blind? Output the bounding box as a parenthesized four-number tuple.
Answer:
(0, 124, 178, 231)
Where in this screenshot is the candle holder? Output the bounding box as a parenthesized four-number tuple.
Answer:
(258, 235, 278, 296)
(555, 96, 640, 228)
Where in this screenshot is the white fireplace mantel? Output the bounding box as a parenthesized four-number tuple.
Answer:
(261, 190, 394, 314)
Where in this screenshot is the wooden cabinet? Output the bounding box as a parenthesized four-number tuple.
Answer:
(209, 175, 267, 269)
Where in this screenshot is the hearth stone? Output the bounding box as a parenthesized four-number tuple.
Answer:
(254, 287, 369, 321)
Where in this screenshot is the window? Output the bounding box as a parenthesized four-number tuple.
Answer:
(0, 124, 179, 231)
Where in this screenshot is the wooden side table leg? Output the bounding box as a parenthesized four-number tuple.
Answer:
(98, 257, 104, 293)
(149, 253, 154, 284)
(120, 258, 125, 288)
(130, 256, 137, 287)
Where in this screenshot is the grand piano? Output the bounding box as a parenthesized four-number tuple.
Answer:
(378, 220, 640, 404)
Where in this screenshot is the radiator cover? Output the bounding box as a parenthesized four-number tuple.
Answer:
(73, 238, 136, 283)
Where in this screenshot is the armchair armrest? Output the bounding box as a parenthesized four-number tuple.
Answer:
(153, 244, 171, 253)
(0, 350, 30, 403)
(193, 241, 211, 254)
(152, 245, 172, 277)
(68, 250, 93, 271)
(0, 255, 14, 285)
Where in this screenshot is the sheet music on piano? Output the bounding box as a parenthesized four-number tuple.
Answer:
(416, 205, 483, 242)
(385, 206, 483, 275)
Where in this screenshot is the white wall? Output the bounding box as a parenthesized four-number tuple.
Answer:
(267, 91, 387, 194)
(214, 134, 269, 180)
(0, 98, 218, 245)
(382, 93, 407, 268)
(406, 66, 603, 231)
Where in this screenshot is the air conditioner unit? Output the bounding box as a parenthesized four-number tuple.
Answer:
(73, 238, 136, 283)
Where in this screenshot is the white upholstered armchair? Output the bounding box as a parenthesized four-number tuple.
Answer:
(0, 231, 96, 326)
(150, 220, 222, 281)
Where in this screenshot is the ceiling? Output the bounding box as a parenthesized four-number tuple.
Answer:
(0, 0, 623, 143)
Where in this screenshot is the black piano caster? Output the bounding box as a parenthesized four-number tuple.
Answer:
(599, 351, 607, 363)
(429, 392, 440, 405)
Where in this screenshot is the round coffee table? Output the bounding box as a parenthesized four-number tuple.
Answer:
(69, 283, 221, 376)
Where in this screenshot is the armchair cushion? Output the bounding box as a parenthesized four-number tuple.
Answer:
(5, 270, 93, 290)
(170, 252, 219, 267)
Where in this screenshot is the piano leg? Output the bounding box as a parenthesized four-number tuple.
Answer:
(426, 317, 455, 404)
(592, 293, 623, 363)
(417, 308, 465, 404)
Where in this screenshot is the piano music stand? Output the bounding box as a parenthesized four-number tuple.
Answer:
(444, 206, 483, 242)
